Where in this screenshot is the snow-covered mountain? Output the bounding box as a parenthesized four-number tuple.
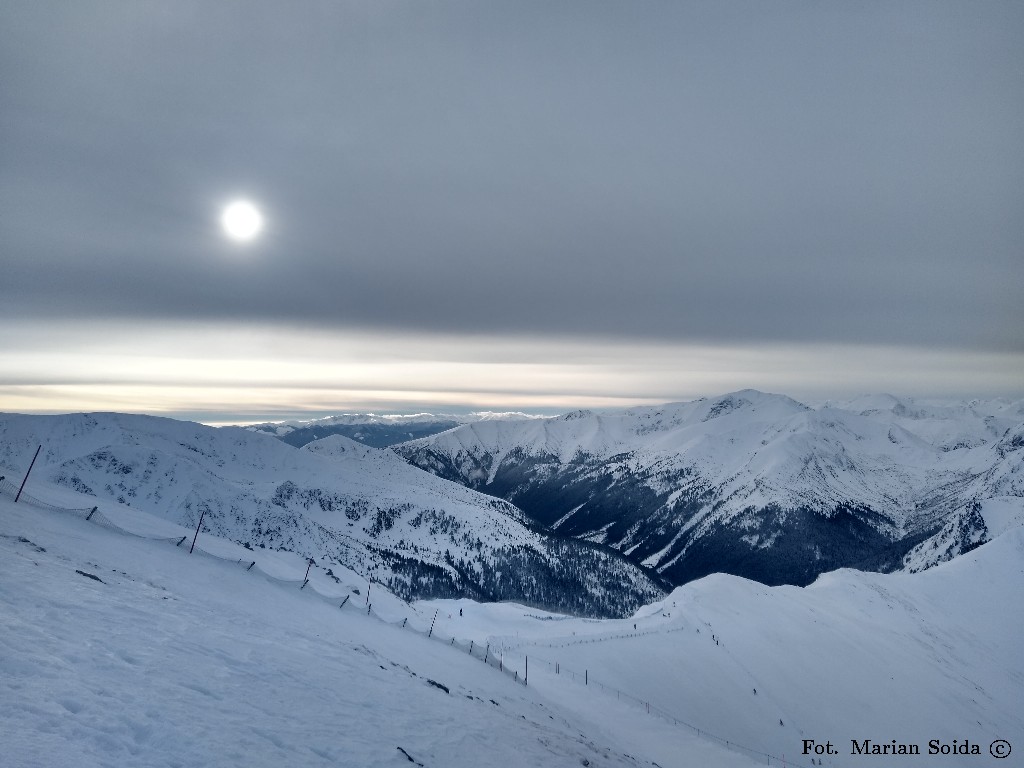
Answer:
(0, 413, 664, 617)
(246, 411, 544, 448)
(395, 390, 1024, 587)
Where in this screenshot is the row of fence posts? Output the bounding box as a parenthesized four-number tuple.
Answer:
(3, 447, 603, 697)
(28, 486, 740, 760)
(4, 445, 522, 692)
(10, 448, 627, 713)
(5, 450, 541, 691)
(6, 449, 800, 766)
(13, 491, 808, 766)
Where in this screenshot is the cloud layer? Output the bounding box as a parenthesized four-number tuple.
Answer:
(2, 2, 1022, 418)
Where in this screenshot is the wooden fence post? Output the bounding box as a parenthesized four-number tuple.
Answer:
(15, 445, 42, 503)
(189, 509, 207, 554)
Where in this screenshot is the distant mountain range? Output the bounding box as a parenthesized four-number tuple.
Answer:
(246, 412, 543, 448)
(0, 413, 663, 617)
(392, 391, 1024, 587)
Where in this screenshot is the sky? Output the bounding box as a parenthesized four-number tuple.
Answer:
(2, 1, 1022, 425)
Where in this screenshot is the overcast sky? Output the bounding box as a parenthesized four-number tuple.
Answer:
(2, 1, 1022, 423)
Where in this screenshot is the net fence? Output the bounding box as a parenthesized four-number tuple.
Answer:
(0, 476, 95, 515)
(0, 475, 528, 686)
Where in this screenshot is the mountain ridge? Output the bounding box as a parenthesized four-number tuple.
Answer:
(393, 390, 1024, 587)
(245, 411, 545, 448)
(0, 412, 664, 617)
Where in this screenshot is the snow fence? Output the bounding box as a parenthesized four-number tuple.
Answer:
(0, 476, 529, 692)
(1, 476, 817, 767)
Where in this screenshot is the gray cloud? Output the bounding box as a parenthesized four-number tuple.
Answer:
(2, 1, 1022, 352)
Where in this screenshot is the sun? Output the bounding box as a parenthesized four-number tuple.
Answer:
(220, 200, 264, 242)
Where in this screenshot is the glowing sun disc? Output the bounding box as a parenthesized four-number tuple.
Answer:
(220, 200, 264, 242)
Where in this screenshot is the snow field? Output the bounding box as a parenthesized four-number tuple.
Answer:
(421, 529, 1024, 768)
(1, 488, 755, 768)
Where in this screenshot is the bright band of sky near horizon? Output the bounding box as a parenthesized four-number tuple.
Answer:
(1, 320, 1022, 425)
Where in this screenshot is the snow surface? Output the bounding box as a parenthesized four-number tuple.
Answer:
(423, 527, 1024, 765)
(3, 477, 1021, 767)
(0, 484, 752, 768)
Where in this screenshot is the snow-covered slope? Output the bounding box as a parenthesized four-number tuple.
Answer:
(0, 413, 663, 616)
(439, 522, 1024, 765)
(6, 477, 1018, 767)
(901, 422, 1024, 572)
(0, 489, 736, 768)
(396, 391, 1024, 586)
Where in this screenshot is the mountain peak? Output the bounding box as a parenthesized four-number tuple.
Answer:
(700, 389, 807, 422)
